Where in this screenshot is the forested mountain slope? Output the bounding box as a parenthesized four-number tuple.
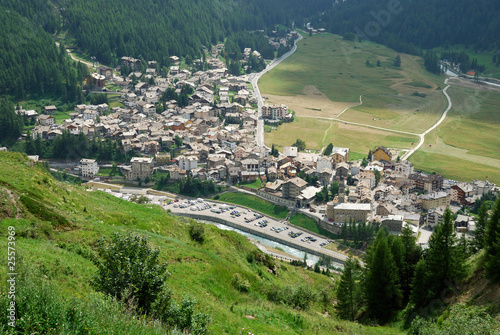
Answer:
(0, 4, 86, 101)
(63, 0, 333, 66)
(314, 0, 500, 54)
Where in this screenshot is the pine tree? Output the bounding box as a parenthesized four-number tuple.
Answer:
(323, 143, 333, 156)
(335, 256, 363, 321)
(421, 207, 466, 304)
(484, 198, 500, 280)
(400, 225, 422, 305)
(410, 258, 430, 309)
(394, 55, 401, 67)
(25, 130, 35, 155)
(472, 202, 489, 252)
(364, 230, 402, 322)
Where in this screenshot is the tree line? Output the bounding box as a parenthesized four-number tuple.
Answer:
(24, 130, 134, 162)
(62, 0, 333, 67)
(314, 0, 499, 74)
(336, 200, 500, 327)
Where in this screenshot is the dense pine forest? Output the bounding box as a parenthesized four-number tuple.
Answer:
(313, 0, 500, 56)
(63, 0, 332, 66)
(0, 5, 87, 101)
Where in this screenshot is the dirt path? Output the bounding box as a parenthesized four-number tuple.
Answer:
(337, 95, 362, 118)
(401, 78, 452, 161)
(321, 121, 334, 151)
(55, 42, 94, 68)
(3, 188, 21, 219)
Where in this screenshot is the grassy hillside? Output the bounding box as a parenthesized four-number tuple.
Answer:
(0, 152, 403, 334)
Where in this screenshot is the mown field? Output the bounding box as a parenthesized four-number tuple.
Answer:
(260, 33, 447, 133)
(0, 152, 404, 334)
(265, 116, 418, 157)
(409, 84, 500, 184)
(260, 33, 445, 155)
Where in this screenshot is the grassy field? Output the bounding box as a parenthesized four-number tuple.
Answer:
(260, 33, 442, 152)
(289, 213, 337, 240)
(265, 116, 418, 155)
(409, 84, 500, 184)
(215, 192, 289, 219)
(239, 179, 265, 190)
(440, 85, 500, 160)
(0, 152, 406, 334)
(410, 151, 500, 185)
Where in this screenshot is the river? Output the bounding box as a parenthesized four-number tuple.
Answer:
(200, 220, 344, 269)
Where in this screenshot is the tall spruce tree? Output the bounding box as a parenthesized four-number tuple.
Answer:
(473, 201, 489, 252)
(411, 207, 466, 308)
(410, 258, 431, 309)
(364, 230, 402, 322)
(484, 197, 500, 280)
(400, 225, 422, 305)
(335, 256, 363, 321)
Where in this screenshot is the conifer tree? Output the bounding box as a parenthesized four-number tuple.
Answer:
(484, 198, 500, 280)
(364, 230, 402, 322)
(335, 256, 363, 321)
(472, 202, 489, 252)
(411, 207, 466, 308)
(400, 225, 422, 305)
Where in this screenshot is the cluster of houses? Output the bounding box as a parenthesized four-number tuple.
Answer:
(19, 33, 498, 241)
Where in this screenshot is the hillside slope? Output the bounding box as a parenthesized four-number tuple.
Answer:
(0, 152, 402, 334)
(315, 0, 500, 54)
(62, 0, 332, 66)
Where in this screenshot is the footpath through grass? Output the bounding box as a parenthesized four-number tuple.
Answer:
(215, 192, 289, 219)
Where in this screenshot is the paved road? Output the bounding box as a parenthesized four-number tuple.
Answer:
(401, 78, 452, 161)
(252, 34, 303, 148)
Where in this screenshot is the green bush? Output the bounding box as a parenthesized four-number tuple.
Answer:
(232, 273, 250, 292)
(189, 222, 205, 243)
(266, 284, 318, 310)
(90, 232, 169, 313)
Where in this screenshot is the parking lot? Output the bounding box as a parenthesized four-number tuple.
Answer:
(165, 198, 347, 263)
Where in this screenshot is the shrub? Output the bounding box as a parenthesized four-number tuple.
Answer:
(189, 222, 205, 243)
(90, 232, 169, 314)
(232, 273, 250, 292)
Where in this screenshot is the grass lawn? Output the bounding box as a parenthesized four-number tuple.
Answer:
(439, 85, 500, 160)
(108, 100, 124, 108)
(239, 179, 265, 190)
(214, 192, 289, 219)
(260, 33, 444, 103)
(289, 213, 338, 240)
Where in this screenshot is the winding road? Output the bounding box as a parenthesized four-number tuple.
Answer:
(253, 34, 303, 148)
(400, 78, 452, 161)
(55, 42, 94, 68)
